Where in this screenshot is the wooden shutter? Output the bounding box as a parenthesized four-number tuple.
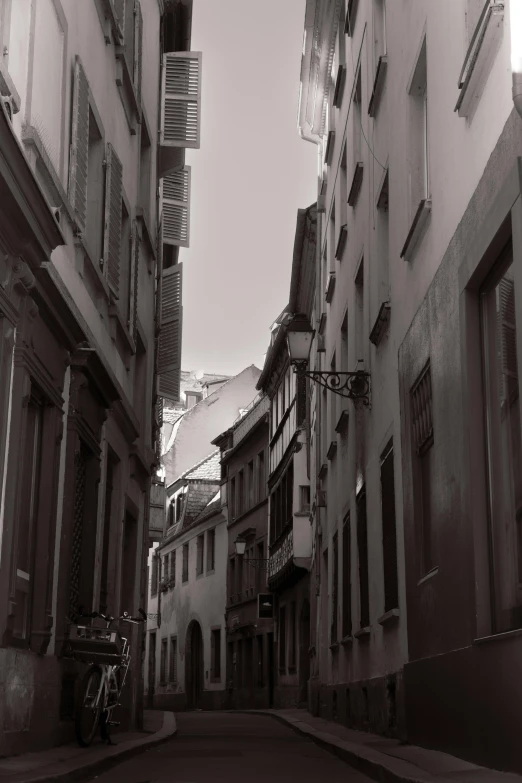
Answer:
(133, 0, 143, 110)
(158, 264, 183, 401)
(68, 56, 89, 236)
(160, 52, 202, 149)
(129, 219, 140, 341)
(103, 143, 123, 297)
(162, 166, 191, 247)
(380, 440, 398, 612)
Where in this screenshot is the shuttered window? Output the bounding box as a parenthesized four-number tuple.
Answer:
(68, 56, 90, 236)
(162, 166, 191, 247)
(158, 263, 183, 401)
(380, 439, 398, 612)
(160, 52, 202, 149)
(411, 362, 433, 455)
(356, 486, 370, 629)
(128, 220, 140, 341)
(133, 0, 143, 109)
(103, 143, 124, 297)
(498, 276, 518, 403)
(342, 512, 352, 637)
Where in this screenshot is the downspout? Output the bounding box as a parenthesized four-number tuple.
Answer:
(511, 0, 522, 115)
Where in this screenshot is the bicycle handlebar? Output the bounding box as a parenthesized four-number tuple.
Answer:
(74, 607, 147, 625)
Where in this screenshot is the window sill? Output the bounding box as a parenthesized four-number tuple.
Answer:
(329, 642, 340, 650)
(417, 566, 439, 586)
(206, 568, 215, 576)
(210, 677, 221, 684)
(288, 665, 297, 673)
(318, 463, 328, 480)
(377, 608, 399, 627)
(114, 46, 140, 135)
(340, 634, 354, 645)
(400, 199, 431, 263)
(368, 55, 388, 118)
(335, 409, 349, 433)
(76, 235, 111, 301)
(455, 3, 504, 120)
(326, 441, 337, 461)
(474, 627, 522, 646)
(354, 626, 371, 640)
(196, 572, 204, 580)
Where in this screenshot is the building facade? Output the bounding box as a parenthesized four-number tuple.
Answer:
(213, 394, 273, 709)
(145, 451, 227, 710)
(0, 0, 200, 754)
(297, 0, 522, 772)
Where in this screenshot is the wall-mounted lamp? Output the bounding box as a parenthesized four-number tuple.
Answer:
(286, 314, 371, 406)
(234, 536, 269, 570)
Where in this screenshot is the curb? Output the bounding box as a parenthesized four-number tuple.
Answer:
(14, 712, 177, 783)
(233, 709, 432, 783)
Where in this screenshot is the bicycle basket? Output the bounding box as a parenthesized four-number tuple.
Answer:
(67, 625, 124, 665)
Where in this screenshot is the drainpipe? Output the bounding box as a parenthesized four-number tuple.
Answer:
(511, 0, 522, 115)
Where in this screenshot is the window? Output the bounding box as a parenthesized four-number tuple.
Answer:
(381, 439, 398, 612)
(196, 534, 204, 576)
(211, 628, 221, 680)
(408, 36, 429, 213)
(182, 542, 189, 582)
(185, 391, 202, 409)
(355, 259, 364, 362)
(257, 635, 264, 687)
(256, 541, 265, 593)
(376, 171, 390, 316)
(237, 554, 243, 600)
(411, 362, 435, 575)
(160, 637, 167, 684)
(167, 501, 174, 528)
(238, 470, 245, 516)
(288, 602, 296, 668)
(151, 553, 159, 597)
(258, 450, 265, 502)
(237, 639, 243, 687)
(169, 550, 176, 587)
(357, 486, 370, 629)
(353, 67, 362, 166)
(278, 606, 286, 671)
(169, 636, 177, 683)
(162, 555, 169, 588)
(120, 199, 132, 323)
(342, 512, 352, 637)
(175, 492, 184, 522)
(481, 249, 522, 633)
(12, 395, 44, 641)
(206, 528, 216, 571)
(331, 533, 339, 643)
(86, 106, 105, 265)
(229, 557, 235, 602)
(139, 116, 152, 219)
(248, 460, 254, 508)
(299, 486, 311, 513)
(230, 476, 236, 520)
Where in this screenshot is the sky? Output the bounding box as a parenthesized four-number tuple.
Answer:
(181, 0, 318, 377)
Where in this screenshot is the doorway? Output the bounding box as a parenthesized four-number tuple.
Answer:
(185, 620, 204, 709)
(299, 599, 310, 705)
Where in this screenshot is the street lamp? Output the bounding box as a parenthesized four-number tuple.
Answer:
(286, 313, 371, 406)
(234, 536, 269, 570)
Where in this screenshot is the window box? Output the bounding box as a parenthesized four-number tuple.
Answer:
(369, 301, 391, 346)
(455, 2, 504, 119)
(368, 55, 388, 118)
(326, 440, 338, 461)
(335, 225, 348, 260)
(348, 162, 364, 207)
(377, 608, 399, 626)
(400, 199, 432, 263)
(325, 272, 336, 304)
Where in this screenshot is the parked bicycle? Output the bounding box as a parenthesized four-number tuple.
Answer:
(65, 607, 147, 747)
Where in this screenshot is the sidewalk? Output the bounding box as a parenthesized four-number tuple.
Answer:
(0, 710, 176, 783)
(240, 708, 522, 783)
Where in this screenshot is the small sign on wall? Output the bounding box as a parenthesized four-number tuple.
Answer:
(258, 593, 274, 619)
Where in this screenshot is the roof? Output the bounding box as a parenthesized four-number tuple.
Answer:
(167, 450, 221, 490)
(182, 483, 221, 529)
(193, 493, 222, 525)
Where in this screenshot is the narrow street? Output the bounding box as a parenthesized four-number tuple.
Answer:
(89, 712, 373, 782)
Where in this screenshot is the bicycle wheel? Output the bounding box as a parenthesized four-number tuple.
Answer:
(75, 666, 105, 747)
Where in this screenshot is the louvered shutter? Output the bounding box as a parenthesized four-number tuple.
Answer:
(129, 219, 140, 342)
(498, 276, 518, 403)
(162, 166, 191, 247)
(160, 52, 202, 149)
(158, 264, 183, 401)
(68, 56, 89, 236)
(133, 0, 143, 111)
(103, 143, 123, 297)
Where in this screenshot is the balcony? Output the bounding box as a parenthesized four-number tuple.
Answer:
(267, 515, 312, 591)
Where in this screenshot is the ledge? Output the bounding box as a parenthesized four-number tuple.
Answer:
(377, 608, 399, 627)
(340, 634, 354, 645)
(329, 641, 340, 651)
(368, 55, 388, 118)
(369, 301, 391, 347)
(400, 199, 431, 262)
(348, 162, 363, 207)
(455, 2, 504, 119)
(354, 626, 371, 640)
(474, 627, 522, 646)
(417, 566, 439, 586)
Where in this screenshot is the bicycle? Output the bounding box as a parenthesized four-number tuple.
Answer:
(65, 608, 147, 747)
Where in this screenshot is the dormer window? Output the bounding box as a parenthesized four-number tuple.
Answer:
(186, 391, 202, 409)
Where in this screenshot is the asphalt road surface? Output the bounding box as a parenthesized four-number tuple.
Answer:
(89, 711, 374, 782)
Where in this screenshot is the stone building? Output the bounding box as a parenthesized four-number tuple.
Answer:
(296, 0, 522, 773)
(0, 0, 200, 754)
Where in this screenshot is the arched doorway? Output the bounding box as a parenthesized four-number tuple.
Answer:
(185, 620, 204, 710)
(298, 599, 311, 706)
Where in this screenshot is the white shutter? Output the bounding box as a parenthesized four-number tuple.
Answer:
(160, 52, 202, 149)
(158, 264, 183, 401)
(162, 166, 191, 248)
(103, 143, 123, 297)
(68, 56, 90, 236)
